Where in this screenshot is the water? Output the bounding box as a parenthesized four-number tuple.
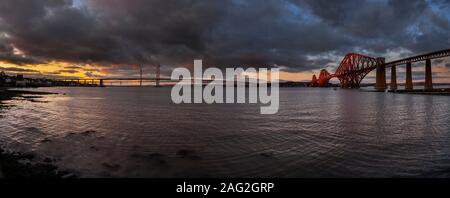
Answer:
(1, 87, 450, 178)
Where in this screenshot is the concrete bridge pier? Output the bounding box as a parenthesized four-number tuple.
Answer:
(375, 57, 387, 92)
(405, 62, 413, 90)
(390, 65, 397, 92)
(425, 59, 433, 91)
(156, 64, 161, 87)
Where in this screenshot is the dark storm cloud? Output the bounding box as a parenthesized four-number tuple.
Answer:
(85, 71, 102, 78)
(295, 0, 450, 54)
(83, 68, 100, 72)
(64, 65, 83, 69)
(0, 0, 449, 75)
(0, 53, 44, 65)
(57, 69, 79, 74)
(0, 41, 45, 65)
(0, 66, 40, 73)
(44, 71, 62, 75)
(66, 65, 100, 72)
(296, 0, 428, 38)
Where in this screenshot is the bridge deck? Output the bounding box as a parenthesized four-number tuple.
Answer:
(385, 48, 450, 66)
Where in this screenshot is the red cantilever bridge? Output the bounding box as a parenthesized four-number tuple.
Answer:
(310, 48, 450, 91)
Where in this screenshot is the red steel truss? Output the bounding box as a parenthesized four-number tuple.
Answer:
(310, 53, 378, 88)
(309, 48, 450, 88)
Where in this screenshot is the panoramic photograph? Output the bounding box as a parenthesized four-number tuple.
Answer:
(0, 0, 450, 186)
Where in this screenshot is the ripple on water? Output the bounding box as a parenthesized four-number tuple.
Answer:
(0, 87, 449, 177)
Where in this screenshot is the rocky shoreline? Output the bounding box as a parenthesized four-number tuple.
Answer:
(0, 88, 77, 178)
(0, 88, 57, 101)
(0, 148, 75, 178)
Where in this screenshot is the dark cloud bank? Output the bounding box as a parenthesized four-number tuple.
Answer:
(0, 0, 449, 75)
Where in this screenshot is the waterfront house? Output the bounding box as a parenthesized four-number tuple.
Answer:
(0, 71, 7, 86)
(14, 74, 29, 87)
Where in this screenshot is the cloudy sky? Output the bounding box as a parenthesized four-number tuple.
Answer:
(0, 0, 449, 82)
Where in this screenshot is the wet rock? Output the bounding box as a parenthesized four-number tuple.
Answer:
(147, 153, 167, 165)
(147, 154, 171, 171)
(43, 158, 52, 163)
(89, 146, 99, 151)
(14, 152, 35, 160)
(26, 127, 41, 133)
(61, 172, 78, 178)
(21, 95, 42, 99)
(177, 149, 202, 160)
(260, 152, 275, 158)
(148, 153, 164, 158)
(0, 148, 76, 178)
(67, 132, 76, 136)
(131, 152, 166, 162)
(29, 99, 49, 103)
(131, 145, 141, 151)
(81, 130, 96, 136)
(101, 162, 121, 172)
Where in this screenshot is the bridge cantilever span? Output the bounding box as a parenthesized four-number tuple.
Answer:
(310, 48, 450, 91)
(309, 53, 380, 88)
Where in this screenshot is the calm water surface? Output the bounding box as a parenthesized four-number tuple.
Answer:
(1, 87, 449, 177)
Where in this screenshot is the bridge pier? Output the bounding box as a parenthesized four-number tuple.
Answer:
(425, 59, 433, 91)
(100, 79, 104, 87)
(140, 65, 143, 87)
(156, 64, 161, 87)
(405, 62, 413, 90)
(390, 65, 397, 92)
(375, 57, 387, 92)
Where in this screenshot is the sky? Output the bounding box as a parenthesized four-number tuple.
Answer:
(0, 0, 449, 82)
